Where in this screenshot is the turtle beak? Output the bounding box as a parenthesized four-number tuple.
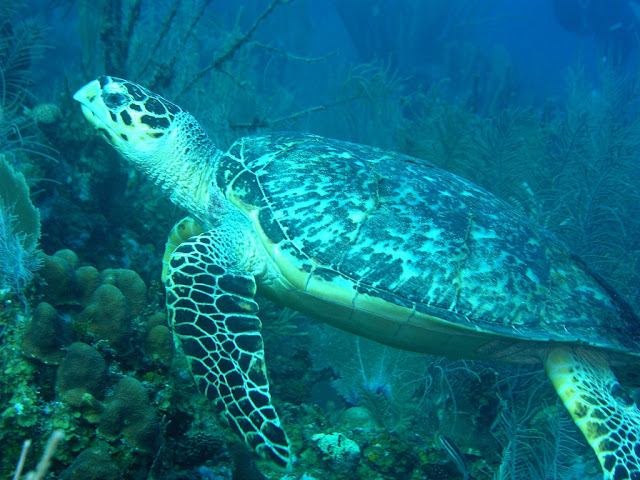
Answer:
(73, 79, 103, 128)
(73, 79, 119, 146)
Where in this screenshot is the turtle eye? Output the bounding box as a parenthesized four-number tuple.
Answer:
(103, 92, 128, 110)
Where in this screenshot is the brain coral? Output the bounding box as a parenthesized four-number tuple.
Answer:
(28, 103, 62, 125)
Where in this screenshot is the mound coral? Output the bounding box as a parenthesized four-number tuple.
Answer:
(59, 442, 120, 480)
(26, 103, 62, 125)
(143, 325, 174, 366)
(78, 284, 130, 353)
(37, 249, 148, 353)
(38, 250, 79, 305)
(98, 376, 160, 452)
(142, 313, 174, 366)
(99, 268, 147, 317)
(75, 265, 101, 306)
(56, 342, 107, 423)
(20, 301, 71, 365)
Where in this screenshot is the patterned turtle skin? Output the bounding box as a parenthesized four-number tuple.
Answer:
(74, 76, 640, 479)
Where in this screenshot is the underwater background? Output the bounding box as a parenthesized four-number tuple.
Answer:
(1, 0, 640, 479)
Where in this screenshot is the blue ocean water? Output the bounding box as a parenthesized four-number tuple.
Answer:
(1, 1, 639, 479)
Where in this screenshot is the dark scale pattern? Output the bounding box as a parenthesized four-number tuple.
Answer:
(144, 97, 167, 115)
(165, 231, 291, 468)
(141, 114, 170, 130)
(123, 81, 146, 101)
(120, 110, 132, 126)
(222, 132, 640, 353)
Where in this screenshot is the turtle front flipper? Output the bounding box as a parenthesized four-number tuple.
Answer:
(545, 347, 640, 479)
(165, 230, 292, 469)
(161, 217, 204, 282)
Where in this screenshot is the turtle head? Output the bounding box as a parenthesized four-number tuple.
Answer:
(74, 76, 220, 218)
(73, 76, 183, 161)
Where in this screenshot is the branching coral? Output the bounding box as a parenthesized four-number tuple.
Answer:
(490, 368, 592, 479)
(536, 65, 640, 307)
(0, 11, 43, 109)
(77, 0, 291, 99)
(0, 5, 52, 163)
(12, 429, 64, 480)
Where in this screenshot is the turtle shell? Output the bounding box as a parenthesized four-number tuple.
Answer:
(215, 132, 640, 363)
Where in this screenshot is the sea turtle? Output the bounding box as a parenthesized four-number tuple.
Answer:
(73, 76, 640, 479)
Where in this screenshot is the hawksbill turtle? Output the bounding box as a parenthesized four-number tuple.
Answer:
(73, 76, 640, 479)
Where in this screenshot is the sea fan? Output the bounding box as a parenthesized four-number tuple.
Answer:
(0, 200, 41, 296)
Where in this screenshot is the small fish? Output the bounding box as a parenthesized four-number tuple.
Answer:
(439, 434, 470, 480)
(608, 21, 623, 32)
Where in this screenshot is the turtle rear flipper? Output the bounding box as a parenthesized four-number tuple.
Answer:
(165, 230, 292, 469)
(545, 347, 640, 480)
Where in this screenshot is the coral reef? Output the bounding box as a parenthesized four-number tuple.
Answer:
(6, 247, 510, 480)
(2, 245, 176, 477)
(2, 1, 638, 478)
